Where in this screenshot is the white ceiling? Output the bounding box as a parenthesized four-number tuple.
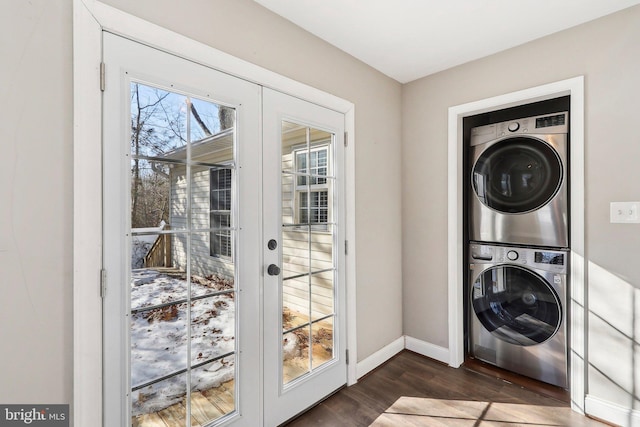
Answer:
(253, 0, 640, 83)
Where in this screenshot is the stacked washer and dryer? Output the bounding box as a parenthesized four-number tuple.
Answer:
(467, 111, 569, 388)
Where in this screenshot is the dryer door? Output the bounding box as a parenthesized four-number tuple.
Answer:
(471, 265, 562, 346)
(472, 136, 562, 214)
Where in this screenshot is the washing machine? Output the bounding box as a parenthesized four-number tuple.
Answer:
(468, 242, 568, 388)
(469, 111, 569, 248)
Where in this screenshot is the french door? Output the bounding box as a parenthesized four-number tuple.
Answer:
(103, 34, 346, 426)
(103, 32, 261, 427)
(263, 89, 347, 426)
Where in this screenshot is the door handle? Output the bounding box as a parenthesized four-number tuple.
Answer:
(267, 264, 281, 276)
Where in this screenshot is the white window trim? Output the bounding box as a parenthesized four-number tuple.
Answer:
(73, 1, 357, 425)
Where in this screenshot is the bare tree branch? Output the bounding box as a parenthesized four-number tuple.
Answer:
(190, 103, 212, 136)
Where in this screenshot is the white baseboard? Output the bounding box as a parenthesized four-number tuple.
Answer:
(355, 336, 451, 380)
(404, 336, 450, 364)
(355, 337, 404, 379)
(586, 394, 640, 427)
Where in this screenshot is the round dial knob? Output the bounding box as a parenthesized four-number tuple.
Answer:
(506, 250, 519, 261)
(507, 122, 520, 132)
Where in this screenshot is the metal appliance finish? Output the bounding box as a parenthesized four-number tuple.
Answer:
(469, 112, 569, 248)
(469, 242, 568, 388)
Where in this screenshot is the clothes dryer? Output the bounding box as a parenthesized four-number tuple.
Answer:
(469, 112, 568, 248)
(468, 242, 568, 388)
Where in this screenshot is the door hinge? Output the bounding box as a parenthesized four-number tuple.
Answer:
(100, 268, 107, 298)
(345, 240, 348, 256)
(346, 349, 350, 365)
(100, 62, 106, 92)
(344, 131, 348, 147)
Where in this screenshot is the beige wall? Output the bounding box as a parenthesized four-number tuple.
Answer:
(0, 0, 73, 404)
(402, 4, 640, 411)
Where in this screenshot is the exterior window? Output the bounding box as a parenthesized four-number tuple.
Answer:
(210, 168, 232, 257)
(296, 146, 329, 228)
(299, 190, 328, 224)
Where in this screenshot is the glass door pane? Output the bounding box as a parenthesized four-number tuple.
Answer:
(104, 33, 261, 427)
(129, 82, 237, 426)
(280, 121, 336, 386)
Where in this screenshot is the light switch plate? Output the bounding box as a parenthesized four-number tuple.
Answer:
(610, 202, 640, 223)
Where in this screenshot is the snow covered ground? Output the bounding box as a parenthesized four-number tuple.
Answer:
(130, 269, 235, 416)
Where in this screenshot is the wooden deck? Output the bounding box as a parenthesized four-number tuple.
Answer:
(131, 333, 333, 427)
(131, 308, 334, 426)
(282, 308, 335, 384)
(132, 380, 235, 427)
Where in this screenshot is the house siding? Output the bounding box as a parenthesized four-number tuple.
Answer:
(166, 131, 336, 323)
(281, 128, 335, 319)
(169, 163, 235, 281)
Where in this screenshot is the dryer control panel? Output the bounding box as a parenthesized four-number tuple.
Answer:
(470, 111, 568, 145)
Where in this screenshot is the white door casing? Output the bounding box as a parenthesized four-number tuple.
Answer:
(447, 76, 585, 413)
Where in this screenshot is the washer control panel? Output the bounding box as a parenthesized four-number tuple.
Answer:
(469, 243, 568, 274)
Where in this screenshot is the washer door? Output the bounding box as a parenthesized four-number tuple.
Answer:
(472, 137, 562, 214)
(471, 265, 562, 346)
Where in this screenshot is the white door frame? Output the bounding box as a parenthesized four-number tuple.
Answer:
(72, 1, 357, 425)
(447, 76, 586, 413)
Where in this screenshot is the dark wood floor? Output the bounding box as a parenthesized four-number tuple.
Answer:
(283, 350, 607, 427)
